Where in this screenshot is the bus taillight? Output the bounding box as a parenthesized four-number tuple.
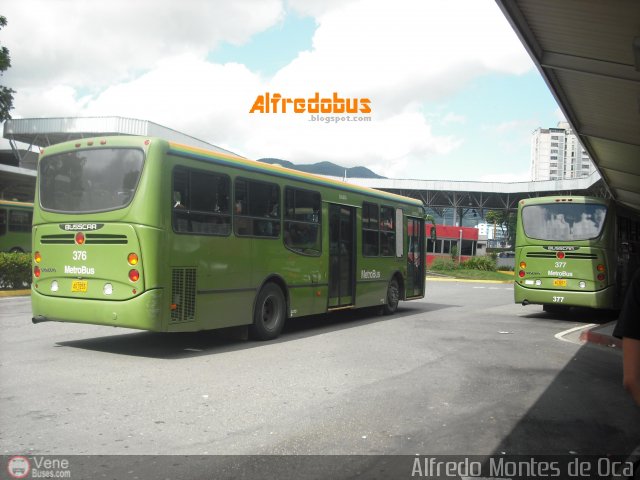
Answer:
(519, 261, 526, 269)
(556, 251, 565, 259)
(596, 264, 605, 272)
(518, 270, 525, 278)
(34, 266, 41, 278)
(34, 251, 41, 263)
(128, 269, 140, 282)
(75, 232, 85, 245)
(127, 253, 139, 265)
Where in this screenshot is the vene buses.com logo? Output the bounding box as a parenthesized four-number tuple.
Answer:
(7, 456, 30, 479)
(249, 92, 371, 114)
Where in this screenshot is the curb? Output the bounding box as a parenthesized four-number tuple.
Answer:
(426, 277, 513, 284)
(0, 289, 30, 298)
(579, 323, 621, 349)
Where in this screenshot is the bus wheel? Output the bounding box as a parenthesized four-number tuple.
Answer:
(250, 283, 286, 340)
(9, 247, 23, 253)
(383, 278, 400, 315)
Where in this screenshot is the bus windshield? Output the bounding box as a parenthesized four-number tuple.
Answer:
(521, 203, 607, 241)
(39, 148, 144, 213)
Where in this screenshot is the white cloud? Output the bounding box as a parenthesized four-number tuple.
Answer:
(2, 0, 283, 88)
(272, 0, 531, 114)
(4, 0, 538, 180)
(13, 85, 88, 118)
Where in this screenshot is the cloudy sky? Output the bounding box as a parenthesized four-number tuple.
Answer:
(2, 0, 563, 181)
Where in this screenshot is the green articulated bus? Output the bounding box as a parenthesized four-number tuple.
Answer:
(31, 136, 427, 339)
(0, 200, 33, 253)
(514, 195, 640, 312)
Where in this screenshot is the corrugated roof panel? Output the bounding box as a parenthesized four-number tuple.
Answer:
(555, 70, 640, 144)
(2, 116, 238, 156)
(520, 0, 636, 65)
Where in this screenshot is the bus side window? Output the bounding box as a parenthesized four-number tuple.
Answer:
(380, 206, 396, 257)
(8, 210, 32, 233)
(362, 202, 379, 257)
(0, 209, 6, 236)
(172, 167, 231, 235)
(284, 187, 321, 255)
(234, 178, 280, 238)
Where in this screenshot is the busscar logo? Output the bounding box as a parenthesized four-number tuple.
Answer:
(60, 223, 103, 231)
(544, 246, 579, 251)
(250, 92, 371, 114)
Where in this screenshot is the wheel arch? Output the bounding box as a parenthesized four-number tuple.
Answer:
(390, 270, 405, 300)
(254, 274, 290, 318)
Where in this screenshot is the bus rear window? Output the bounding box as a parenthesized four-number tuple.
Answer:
(39, 148, 144, 213)
(522, 203, 607, 241)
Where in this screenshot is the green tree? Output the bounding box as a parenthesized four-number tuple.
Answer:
(485, 210, 517, 247)
(0, 16, 15, 122)
(485, 210, 504, 238)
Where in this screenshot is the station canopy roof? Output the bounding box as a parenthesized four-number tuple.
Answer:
(3, 116, 238, 156)
(1, 116, 242, 202)
(496, 0, 640, 213)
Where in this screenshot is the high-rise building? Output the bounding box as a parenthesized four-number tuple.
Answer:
(530, 121, 595, 181)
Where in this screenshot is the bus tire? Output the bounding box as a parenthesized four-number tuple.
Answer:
(250, 283, 286, 340)
(9, 247, 23, 253)
(383, 278, 400, 315)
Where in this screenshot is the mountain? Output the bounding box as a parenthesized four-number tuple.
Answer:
(258, 158, 385, 179)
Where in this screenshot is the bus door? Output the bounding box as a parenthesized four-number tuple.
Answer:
(406, 217, 425, 298)
(328, 204, 355, 308)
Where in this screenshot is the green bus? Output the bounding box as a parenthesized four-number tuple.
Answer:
(0, 200, 33, 253)
(514, 195, 640, 312)
(31, 136, 427, 339)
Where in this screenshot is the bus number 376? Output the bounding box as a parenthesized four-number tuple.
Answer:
(72, 250, 87, 261)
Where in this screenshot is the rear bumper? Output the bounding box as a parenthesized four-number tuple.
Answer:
(31, 288, 166, 331)
(514, 283, 615, 309)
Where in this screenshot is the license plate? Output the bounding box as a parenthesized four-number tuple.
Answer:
(553, 279, 567, 287)
(71, 280, 88, 292)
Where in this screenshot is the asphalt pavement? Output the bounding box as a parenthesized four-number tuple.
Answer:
(0, 279, 638, 480)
